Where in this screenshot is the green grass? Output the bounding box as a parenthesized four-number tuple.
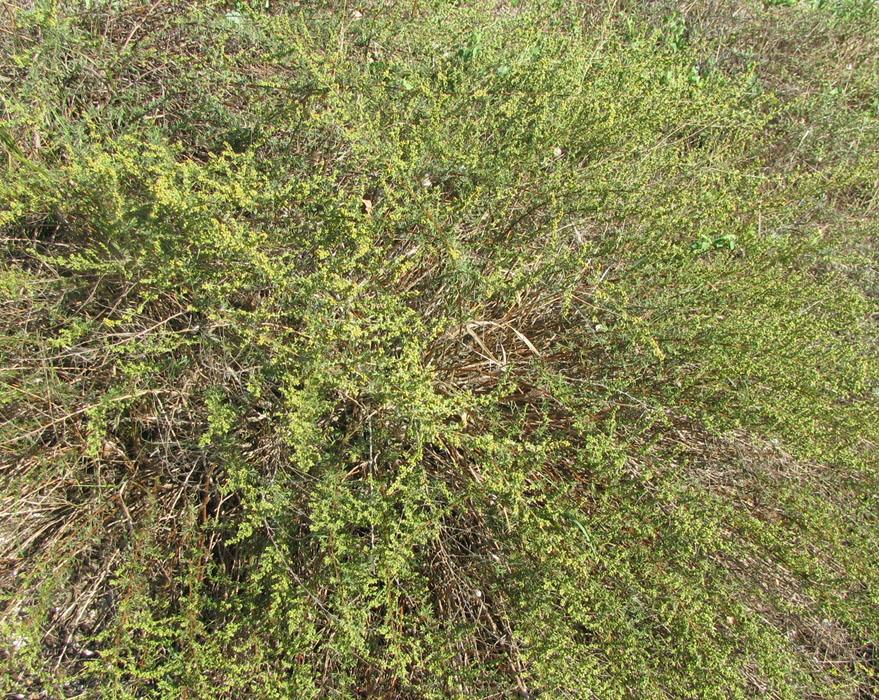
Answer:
(1, 0, 877, 698)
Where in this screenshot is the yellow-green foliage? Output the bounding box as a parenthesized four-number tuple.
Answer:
(1, 0, 877, 698)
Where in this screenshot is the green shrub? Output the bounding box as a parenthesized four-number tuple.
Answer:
(1, 1, 877, 698)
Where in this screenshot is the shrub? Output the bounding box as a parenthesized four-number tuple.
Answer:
(1, 1, 877, 698)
